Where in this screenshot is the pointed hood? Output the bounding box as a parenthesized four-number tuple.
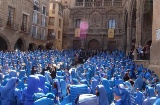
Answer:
(96, 85, 109, 105)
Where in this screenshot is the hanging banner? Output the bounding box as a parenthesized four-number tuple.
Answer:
(108, 29, 114, 38)
(75, 28, 81, 37)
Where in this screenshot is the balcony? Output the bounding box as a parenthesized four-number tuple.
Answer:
(68, 28, 123, 35)
(75, 1, 122, 7)
(47, 34, 55, 40)
(6, 20, 19, 31)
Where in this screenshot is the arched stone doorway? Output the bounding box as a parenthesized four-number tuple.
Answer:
(73, 40, 81, 50)
(131, 0, 137, 50)
(0, 36, 8, 51)
(46, 42, 53, 50)
(38, 45, 45, 50)
(28, 43, 37, 51)
(142, 0, 153, 46)
(14, 38, 25, 51)
(88, 39, 100, 50)
(124, 10, 128, 51)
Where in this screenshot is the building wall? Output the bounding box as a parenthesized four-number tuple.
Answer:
(48, 1, 63, 50)
(149, 0, 160, 77)
(63, 0, 123, 51)
(0, 0, 50, 51)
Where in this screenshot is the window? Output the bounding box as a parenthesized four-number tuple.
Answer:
(41, 15, 46, 27)
(49, 17, 55, 25)
(59, 19, 61, 28)
(34, 0, 39, 11)
(53, 3, 56, 9)
(58, 5, 63, 16)
(31, 25, 37, 37)
(33, 11, 38, 24)
(108, 19, 116, 29)
(21, 14, 28, 32)
(48, 29, 55, 36)
(7, 6, 15, 27)
(42, 6, 46, 15)
(41, 28, 45, 40)
(75, 19, 81, 28)
(58, 31, 60, 39)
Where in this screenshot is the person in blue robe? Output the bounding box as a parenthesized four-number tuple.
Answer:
(101, 78, 114, 104)
(143, 86, 157, 105)
(133, 75, 144, 92)
(1, 77, 19, 105)
(113, 84, 131, 105)
(9, 70, 17, 78)
(22, 75, 42, 105)
(95, 85, 109, 105)
(134, 88, 144, 105)
(124, 81, 133, 93)
(37, 74, 49, 94)
(153, 98, 160, 105)
(34, 93, 55, 105)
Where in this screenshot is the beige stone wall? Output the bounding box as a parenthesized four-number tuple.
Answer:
(149, 0, 160, 77)
(48, 1, 64, 50)
(0, 0, 49, 51)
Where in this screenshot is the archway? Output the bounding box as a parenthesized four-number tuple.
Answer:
(130, 0, 137, 50)
(124, 9, 128, 51)
(73, 40, 81, 50)
(142, 0, 153, 60)
(46, 42, 53, 50)
(38, 45, 45, 50)
(88, 39, 100, 50)
(14, 38, 25, 51)
(142, 0, 153, 46)
(28, 43, 37, 51)
(0, 36, 8, 51)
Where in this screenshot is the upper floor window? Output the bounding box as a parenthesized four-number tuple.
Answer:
(59, 19, 61, 28)
(108, 19, 116, 29)
(49, 17, 55, 25)
(41, 15, 46, 27)
(58, 5, 63, 16)
(53, 3, 56, 9)
(31, 25, 37, 37)
(41, 28, 45, 40)
(33, 11, 38, 24)
(48, 29, 55, 36)
(7, 6, 15, 27)
(58, 31, 60, 39)
(42, 6, 46, 15)
(34, 0, 39, 11)
(75, 19, 81, 28)
(21, 14, 28, 32)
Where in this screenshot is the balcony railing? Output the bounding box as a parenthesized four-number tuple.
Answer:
(47, 34, 55, 40)
(68, 28, 123, 35)
(6, 20, 19, 31)
(75, 1, 122, 7)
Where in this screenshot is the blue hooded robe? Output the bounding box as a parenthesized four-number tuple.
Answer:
(96, 85, 109, 105)
(101, 78, 114, 104)
(1, 77, 18, 105)
(22, 75, 42, 105)
(143, 87, 156, 105)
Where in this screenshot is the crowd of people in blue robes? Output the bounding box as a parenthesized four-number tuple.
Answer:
(0, 49, 160, 105)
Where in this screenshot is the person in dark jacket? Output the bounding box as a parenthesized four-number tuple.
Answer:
(31, 66, 37, 75)
(51, 66, 56, 79)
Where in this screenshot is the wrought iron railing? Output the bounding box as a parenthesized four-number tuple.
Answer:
(75, 1, 122, 7)
(68, 28, 123, 35)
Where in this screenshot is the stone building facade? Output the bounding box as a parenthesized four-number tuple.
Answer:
(48, 0, 64, 50)
(0, 0, 49, 51)
(63, 0, 124, 51)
